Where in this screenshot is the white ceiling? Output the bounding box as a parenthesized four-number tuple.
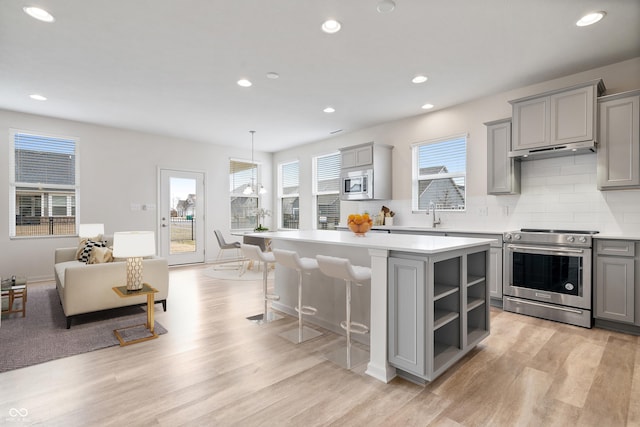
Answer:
(1, 0, 639, 152)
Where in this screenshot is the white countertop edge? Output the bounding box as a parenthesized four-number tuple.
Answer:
(246, 230, 495, 255)
(594, 234, 640, 241)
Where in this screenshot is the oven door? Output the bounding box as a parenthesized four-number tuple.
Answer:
(504, 244, 591, 309)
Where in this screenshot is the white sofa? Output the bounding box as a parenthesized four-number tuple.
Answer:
(54, 237, 169, 328)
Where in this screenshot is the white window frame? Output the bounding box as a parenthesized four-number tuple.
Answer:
(312, 151, 341, 230)
(9, 129, 79, 238)
(278, 160, 299, 230)
(411, 133, 467, 213)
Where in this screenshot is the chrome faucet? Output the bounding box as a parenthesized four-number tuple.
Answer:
(428, 201, 441, 228)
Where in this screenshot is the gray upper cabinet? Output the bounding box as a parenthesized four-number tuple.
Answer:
(340, 143, 373, 168)
(509, 79, 605, 157)
(485, 118, 520, 195)
(597, 90, 640, 190)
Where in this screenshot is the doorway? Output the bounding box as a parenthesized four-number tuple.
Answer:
(159, 169, 205, 265)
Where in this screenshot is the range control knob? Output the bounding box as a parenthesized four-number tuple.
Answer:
(505, 233, 512, 241)
(579, 236, 587, 243)
(514, 234, 521, 240)
(567, 236, 575, 243)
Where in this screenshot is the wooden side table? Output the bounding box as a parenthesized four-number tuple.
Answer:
(111, 284, 158, 346)
(1, 278, 27, 317)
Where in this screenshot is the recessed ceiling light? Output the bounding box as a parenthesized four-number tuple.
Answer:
(421, 103, 434, 110)
(322, 19, 341, 34)
(377, 0, 396, 13)
(23, 7, 55, 23)
(412, 75, 428, 84)
(576, 11, 606, 27)
(266, 72, 279, 79)
(323, 107, 335, 113)
(29, 94, 47, 101)
(237, 79, 252, 87)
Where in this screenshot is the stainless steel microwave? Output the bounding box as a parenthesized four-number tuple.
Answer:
(340, 169, 373, 200)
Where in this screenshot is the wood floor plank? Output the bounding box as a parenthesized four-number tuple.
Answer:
(2, 264, 640, 426)
(577, 335, 637, 426)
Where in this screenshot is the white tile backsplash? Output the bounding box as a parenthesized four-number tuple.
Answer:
(370, 151, 640, 235)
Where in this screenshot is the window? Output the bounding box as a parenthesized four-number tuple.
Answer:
(313, 152, 341, 229)
(278, 161, 299, 229)
(229, 159, 258, 230)
(412, 134, 466, 212)
(10, 131, 78, 237)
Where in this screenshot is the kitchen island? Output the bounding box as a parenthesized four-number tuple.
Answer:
(250, 230, 493, 384)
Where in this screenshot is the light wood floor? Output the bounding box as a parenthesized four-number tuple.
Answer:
(1, 265, 639, 426)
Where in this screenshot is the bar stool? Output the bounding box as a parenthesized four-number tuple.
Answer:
(316, 255, 370, 370)
(273, 249, 323, 344)
(241, 244, 282, 324)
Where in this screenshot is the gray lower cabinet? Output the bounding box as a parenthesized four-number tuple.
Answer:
(388, 247, 489, 383)
(485, 118, 520, 195)
(594, 240, 636, 324)
(489, 246, 503, 300)
(597, 90, 640, 190)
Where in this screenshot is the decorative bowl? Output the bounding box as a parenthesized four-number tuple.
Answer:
(347, 214, 373, 236)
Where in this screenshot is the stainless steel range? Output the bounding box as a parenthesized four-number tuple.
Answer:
(503, 229, 598, 328)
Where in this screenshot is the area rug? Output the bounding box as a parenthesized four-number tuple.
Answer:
(202, 265, 274, 281)
(0, 284, 167, 373)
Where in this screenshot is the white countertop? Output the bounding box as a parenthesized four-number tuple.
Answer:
(337, 225, 506, 235)
(247, 230, 495, 255)
(594, 233, 640, 241)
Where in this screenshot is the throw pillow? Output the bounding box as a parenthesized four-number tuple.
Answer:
(88, 246, 113, 264)
(76, 235, 103, 260)
(79, 240, 107, 264)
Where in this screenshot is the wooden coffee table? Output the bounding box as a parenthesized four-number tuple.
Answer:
(111, 284, 158, 346)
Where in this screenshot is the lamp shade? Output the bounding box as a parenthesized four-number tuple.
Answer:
(112, 231, 156, 258)
(78, 223, 104, 238)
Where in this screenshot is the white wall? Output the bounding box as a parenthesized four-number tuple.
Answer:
(273, 57, 640, 234)
(0, 111, 273, 281)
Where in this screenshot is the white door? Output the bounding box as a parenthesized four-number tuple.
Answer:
(159, 169, 205, 265)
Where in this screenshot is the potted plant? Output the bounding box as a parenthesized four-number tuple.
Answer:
(254, 208, 271, 232)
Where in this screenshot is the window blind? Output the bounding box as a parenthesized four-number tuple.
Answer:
(281, 161, 299, 196)
(315, 152, 341, 193)
(229, 160, 256, 194)
(14, 133, 76, 185)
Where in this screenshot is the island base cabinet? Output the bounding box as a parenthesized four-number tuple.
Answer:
(388, 257, 426, 377)
(388, 246, 490, 384)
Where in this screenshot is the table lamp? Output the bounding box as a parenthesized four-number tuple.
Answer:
(112, 231, 155, 291)
(78, 223, 104, 238)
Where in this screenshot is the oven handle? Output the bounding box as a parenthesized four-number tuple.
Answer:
(503, 296, 584, 315)
(507, 244, 585, 255)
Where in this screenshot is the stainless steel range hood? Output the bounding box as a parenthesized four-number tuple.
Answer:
(508, 140, 597, 160)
